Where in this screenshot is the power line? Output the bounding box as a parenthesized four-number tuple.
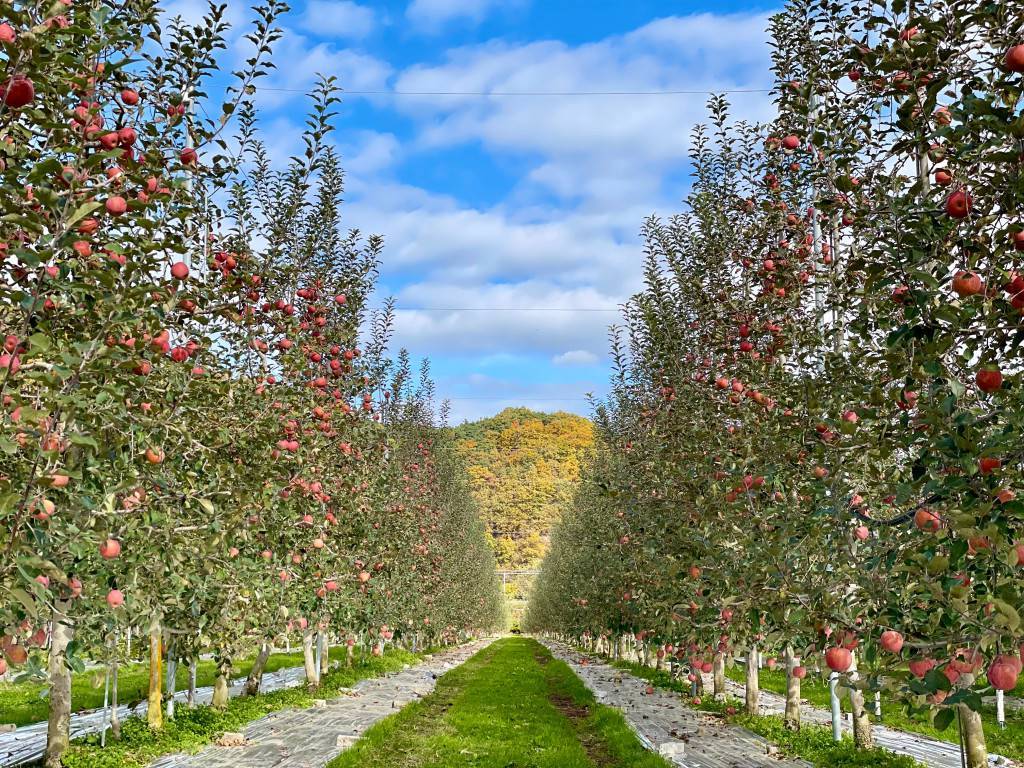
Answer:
(382, 306, 621, 312)
(443, 397, 592, 401)
(256, 87, 772, 97)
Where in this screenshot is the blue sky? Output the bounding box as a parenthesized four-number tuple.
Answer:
(176, 0, 781, 422)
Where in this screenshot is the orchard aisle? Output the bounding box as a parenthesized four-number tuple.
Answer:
(147, 639, 492, 768)
(715, 676, 1015, 768)
(541, 640, 809, 768)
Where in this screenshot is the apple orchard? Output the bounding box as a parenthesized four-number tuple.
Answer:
(0, 0, 504, 765)
(528, 2, 1024, 768)
(3, 0, 1024, 766)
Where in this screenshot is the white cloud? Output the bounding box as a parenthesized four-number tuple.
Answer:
(406, 0, 526, 30)
(342, 131, 402, 176)
(393, 13, 774, 201)
(243, 12, 778, 419)
(553, 350, 598, 366)
(381, 280, 623, 359)
(436, 372, 599, 424)
(249, 30, 393, 110)
(299, 0, 376, 39)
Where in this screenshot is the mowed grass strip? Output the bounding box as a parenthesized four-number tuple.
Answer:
(328, 637, 671, 768)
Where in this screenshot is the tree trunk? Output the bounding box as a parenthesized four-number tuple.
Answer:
(713, 652, 726, 698)
(783, 645, 801, 731)
(959, 704, 988, 768)
(110, 653, 121, 739)
(165, 642, 177, 720)
(346, 641, 354, 667)
(44, 601, 73, 768)
(745, 644, 760, 716)
(302, 630, 319, 688)
(187, 658, 197, 706)
(849, 654, 873, 748)
(211, 654, 231, 710)
(244, 642, 272, 696)
(320, 632, 330, 675)
(147, 625, 163, 730)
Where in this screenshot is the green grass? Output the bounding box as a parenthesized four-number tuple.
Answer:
(57, 647, 420, 768)
(610, 657, 919, 768)
(328, 637, 672, 768)
(723, 662, 1024, 762)
(0, 644, 357, 727)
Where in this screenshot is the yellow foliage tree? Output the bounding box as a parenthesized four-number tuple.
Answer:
(453, 408, 594, 568)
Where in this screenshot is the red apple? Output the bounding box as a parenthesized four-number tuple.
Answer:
(880, 630, 904, 654)
(106, 589, 124, 608)
(1005, 45, 1024, 73)
(979, 457, 1001, 475)
(0, 75, 34, 109)
(825, 646, 852, 672)
(792, 665, 807, 679)
(170, 261, 189, 280)
(105, 196, 127, 216)
(976, 368, 1002, 393)
(945, 190, 972, 219)
(100, 539, 121, 559)
(120, 88, 139, 105)
(914, 507, 941, 532)
(988, 656, 1020, 691)
(951, 271, 982, 297)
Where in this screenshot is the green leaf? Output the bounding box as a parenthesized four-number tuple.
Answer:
(933, 707, 955, 731)
(65, 200, 103, 230)
(28, 333, 51, 353)
(68, 434, 99, 449)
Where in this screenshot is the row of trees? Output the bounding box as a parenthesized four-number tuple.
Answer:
(526, 1, 1024, 766)
(0, 0, 504, 765)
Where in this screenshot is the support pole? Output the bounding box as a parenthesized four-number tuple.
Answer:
(829, 671, 842, 741)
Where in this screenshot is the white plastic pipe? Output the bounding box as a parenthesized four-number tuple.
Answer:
(829, 671, 842, 741)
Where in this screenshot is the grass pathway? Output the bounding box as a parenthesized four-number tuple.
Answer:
(328, 637, 672, 768)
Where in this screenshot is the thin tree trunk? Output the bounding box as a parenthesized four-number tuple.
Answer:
(244, 642, 272, 696)
(346, 641, 354, 667)
(211, 654, 231, 710)
(110, 653, 121, 739)
(959, 704, 988, 768)
(44, 601, 73, 768)
(320, 632, 330, 675)
(713, 652, 726, 698)
(784, 645, 801, 731)
(849, 654, 873, 748)
(147, 625, 163, 730)
(165, 641, 177, 720)
(745, 644, 760, 716)
(302, 630, 319, 688)
(187, 658, 197, 706)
